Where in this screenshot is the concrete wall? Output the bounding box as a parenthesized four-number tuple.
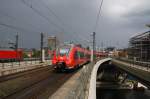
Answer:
(49, 58, 111, 99)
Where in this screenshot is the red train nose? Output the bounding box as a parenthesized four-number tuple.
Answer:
(58, 56, 67, 62)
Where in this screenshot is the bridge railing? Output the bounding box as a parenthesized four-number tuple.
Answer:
(62, 62, 95, 99)
(88, 58, 111, 99)
(115, 57, 150, 70)
(67, 58, 109, 99)
(0, 59, 51, 69)
(0, 59, 51, 76)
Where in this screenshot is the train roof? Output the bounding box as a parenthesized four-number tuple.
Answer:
(0, 48, 22, 51)
(0, 48, 14, 50)
(58, 44, 90, 51)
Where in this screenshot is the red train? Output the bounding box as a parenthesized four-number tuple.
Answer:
(52, 44, 91, 71)
(0, 49, 23, 62)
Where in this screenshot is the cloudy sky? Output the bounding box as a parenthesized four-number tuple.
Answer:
(0, 0, 150, 49)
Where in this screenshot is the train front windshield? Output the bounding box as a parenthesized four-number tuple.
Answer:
(57, 48, 70, 57)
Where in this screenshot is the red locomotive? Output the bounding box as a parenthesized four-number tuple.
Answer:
(0, 49, 23, 62)
(52, 44, 91, 71)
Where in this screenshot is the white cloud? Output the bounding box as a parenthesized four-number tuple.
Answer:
(103, 0, 149, 18)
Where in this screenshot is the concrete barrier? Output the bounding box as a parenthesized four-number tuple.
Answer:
(88, 58, 111, 99)
(49, 62, 94, 99)
(49, 58, 111, 99)
(0, 60, 51, 76)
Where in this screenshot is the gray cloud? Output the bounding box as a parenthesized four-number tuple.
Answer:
(0, 0, 150, 49)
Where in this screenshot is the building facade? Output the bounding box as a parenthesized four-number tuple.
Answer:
(47, 36, 59, 50)
(128, 31, 150, 62)
(47, 36, 59, 59)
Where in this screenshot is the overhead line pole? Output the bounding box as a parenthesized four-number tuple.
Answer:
(15, 33, 19, 61)
(91, 32, 96, 62)
(54, 36, 57, 50)
(94, 0, 104, 32)
(41, 33, 45, 62)
(15, 33, 19, 50)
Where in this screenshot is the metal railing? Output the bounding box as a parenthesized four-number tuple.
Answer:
(115, 57, 150, 71)
(0, 59, 51, 76)
(0, 60, 51, 69)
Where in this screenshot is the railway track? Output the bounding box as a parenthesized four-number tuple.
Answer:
(0, 66, 52, 82)
(0, 65, 76, 99)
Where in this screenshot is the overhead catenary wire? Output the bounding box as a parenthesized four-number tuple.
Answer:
(0, 3, 58, 34)
(39, 0, 67, 28)
(0, 0, 91, 47)
(0, 22, 38, 33)
(34, 0, 91, 46)
(37, 0, 76, 42)
(37, 0, 67, 43)
(0, 11, 39, 49)
(69, 0, 104, 47)
(0, 11, 42, 33)
(21, 0, 65, 32)
(37, 0, 90, 46)
(94, 0, 104, 32)
(1, 0, 84, 46)
(92, 0, 104, 52)
(36, 0, 89, 44)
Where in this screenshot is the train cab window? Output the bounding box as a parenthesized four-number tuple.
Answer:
(58, 48, 70, 57)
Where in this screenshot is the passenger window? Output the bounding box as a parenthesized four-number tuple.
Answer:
(81, 52, 84, 58)
(74, 51, 78, 59)
(77, 51, 80, 59)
